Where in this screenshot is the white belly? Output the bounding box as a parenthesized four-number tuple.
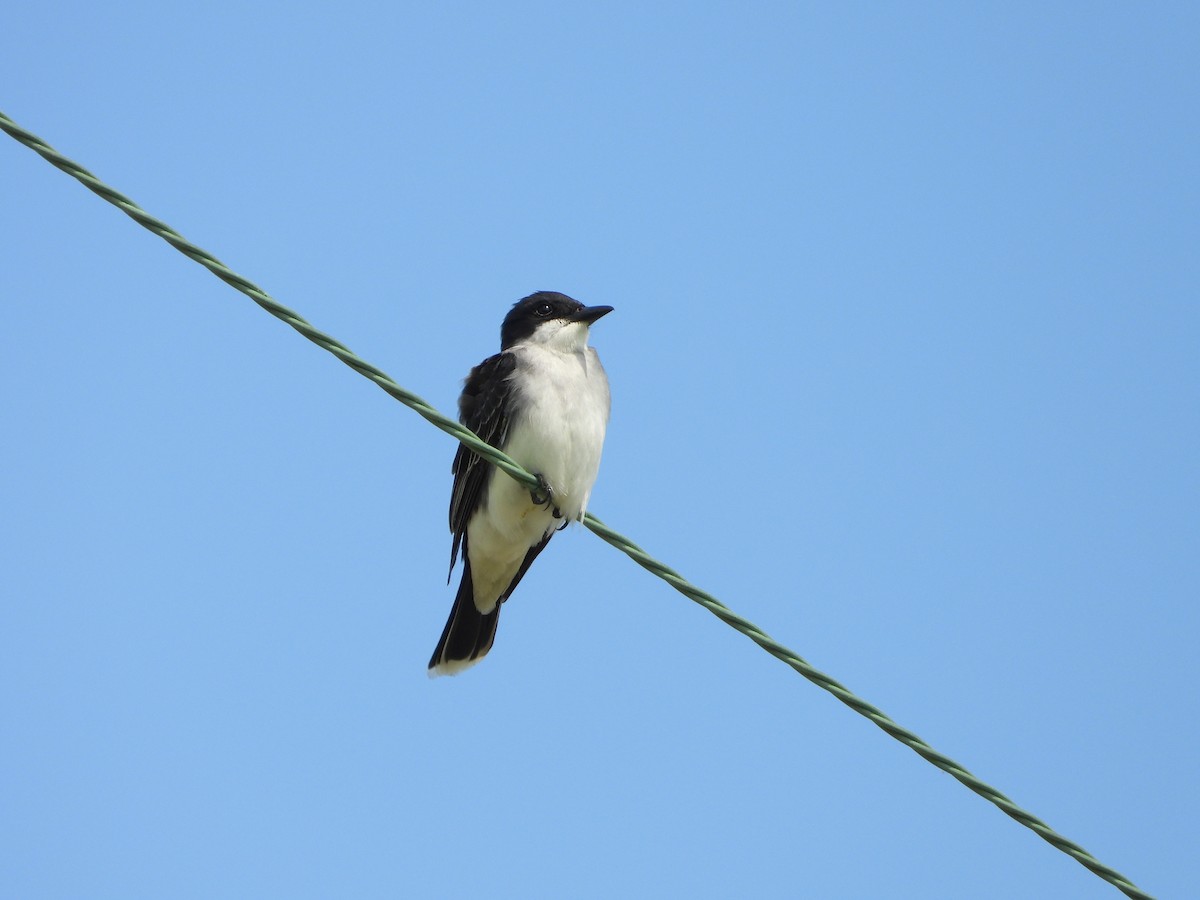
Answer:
(465, 343, 610, 610)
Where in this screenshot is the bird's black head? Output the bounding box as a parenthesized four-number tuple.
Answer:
(500, 291, 614, 350)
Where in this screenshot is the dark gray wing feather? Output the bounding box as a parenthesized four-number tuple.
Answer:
(448, 352, 517, 579)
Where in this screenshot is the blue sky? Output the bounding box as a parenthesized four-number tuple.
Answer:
(2, 4, 1196, 898)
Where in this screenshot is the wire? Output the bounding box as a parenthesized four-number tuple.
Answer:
(0, 109, 1156, 900)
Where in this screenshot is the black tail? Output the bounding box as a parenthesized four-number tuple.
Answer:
(428, 560, 499, 676)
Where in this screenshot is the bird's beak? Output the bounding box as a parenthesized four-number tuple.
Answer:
(571, 305, 614, 326)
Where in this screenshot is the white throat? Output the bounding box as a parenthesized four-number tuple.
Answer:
(525, 319, 591, 354)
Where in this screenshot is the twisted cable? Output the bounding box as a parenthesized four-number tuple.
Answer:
(0, 109, 1154, 900)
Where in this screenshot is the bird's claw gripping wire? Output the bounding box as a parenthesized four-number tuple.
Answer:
(531, 474, 563, 520)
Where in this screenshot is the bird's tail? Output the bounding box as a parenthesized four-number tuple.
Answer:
(428, 561, 499, 676)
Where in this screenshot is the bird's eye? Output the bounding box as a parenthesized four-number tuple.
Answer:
(534, 302, 554, 317)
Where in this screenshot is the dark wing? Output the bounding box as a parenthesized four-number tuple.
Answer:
(448, 352, 517, 579)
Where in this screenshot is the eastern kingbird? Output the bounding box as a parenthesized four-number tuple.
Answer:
(429, 291, 613, 675)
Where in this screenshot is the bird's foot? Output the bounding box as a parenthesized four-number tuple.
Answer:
(530, 474, 563, 520)
(529, 473, 552, 506)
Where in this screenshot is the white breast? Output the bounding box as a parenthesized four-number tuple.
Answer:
(505, 341, 610, 522)
(465, 324, 611, 609)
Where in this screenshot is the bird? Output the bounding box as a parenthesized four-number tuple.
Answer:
(428, 291, 614, 676)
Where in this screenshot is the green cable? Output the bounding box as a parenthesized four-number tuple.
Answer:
(0, 109, 1155, 900)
